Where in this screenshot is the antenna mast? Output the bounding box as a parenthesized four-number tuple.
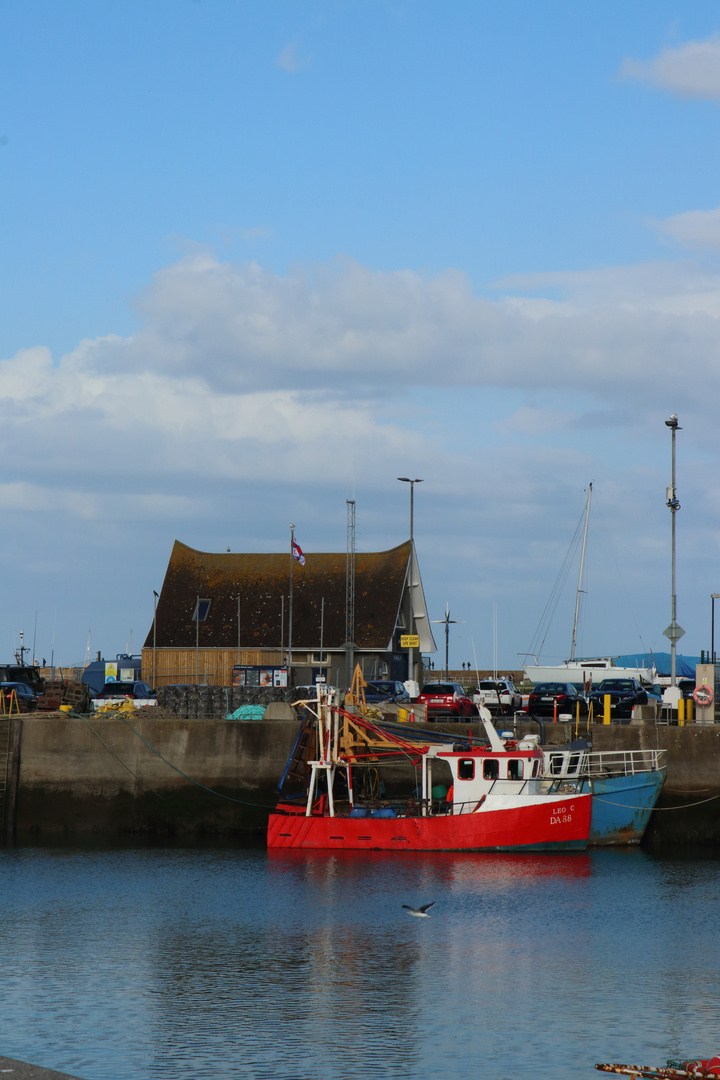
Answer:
(345, 498, 356, 646)
(570, 482, 592, 661)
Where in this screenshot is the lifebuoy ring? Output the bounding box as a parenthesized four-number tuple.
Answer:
(693, 684, 714, 707)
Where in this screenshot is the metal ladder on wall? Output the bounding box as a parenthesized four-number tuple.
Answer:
(0, 690, 20, 832)
(0, 716, 13, 830)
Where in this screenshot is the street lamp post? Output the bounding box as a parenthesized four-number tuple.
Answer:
(397, 477, 423, 543)
(288, 524, 295, 683)
(152, 590, 159, 688)
(712, 594, 720, 664)
(398, 478, 423, 685)
(663, 414, 684, 688)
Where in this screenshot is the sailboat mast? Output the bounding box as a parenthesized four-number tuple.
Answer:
(570, 482, 592, 661)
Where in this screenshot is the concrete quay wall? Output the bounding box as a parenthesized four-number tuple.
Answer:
(5, 714, 720, 847)
(9, 713, 296, 841)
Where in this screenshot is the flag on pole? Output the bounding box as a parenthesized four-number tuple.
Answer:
(292, 539, 305, 566)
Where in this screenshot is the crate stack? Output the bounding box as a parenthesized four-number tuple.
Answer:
(156, 684, 285, 718)
(37, 680, 91, 713)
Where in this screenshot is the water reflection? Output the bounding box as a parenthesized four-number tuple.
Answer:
(0, 846, 718, 1080)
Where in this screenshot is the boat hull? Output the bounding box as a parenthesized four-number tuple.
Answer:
(525, 662, 654, 687)
(267, 793, 592, 852)
(587, 769, 666, 847)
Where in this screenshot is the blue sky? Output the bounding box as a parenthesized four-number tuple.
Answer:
(2, 0, 720, 671)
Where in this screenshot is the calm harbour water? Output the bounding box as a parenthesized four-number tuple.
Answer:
(0, 843, 718, 1080)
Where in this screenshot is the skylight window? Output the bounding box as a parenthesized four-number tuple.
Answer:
(192, 598, 211, 622)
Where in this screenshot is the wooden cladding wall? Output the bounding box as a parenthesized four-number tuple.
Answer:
(141, 648, 284, 687)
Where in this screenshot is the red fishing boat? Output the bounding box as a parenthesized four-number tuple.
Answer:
(267, 688, 592, 852)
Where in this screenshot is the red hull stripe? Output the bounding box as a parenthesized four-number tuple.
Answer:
(267, 795, 592, 851)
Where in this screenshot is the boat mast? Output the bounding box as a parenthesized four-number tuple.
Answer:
(570, 482, 592, 661)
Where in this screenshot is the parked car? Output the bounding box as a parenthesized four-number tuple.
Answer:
(472, 678, 522, 715)
(364, 680, 411, 704)
(527, 682, 587, 718)
(588, 678, 661, 720)
(0, 681, 41, 710)
(416, 682, 475, 721)
(92, 681, 157, 710)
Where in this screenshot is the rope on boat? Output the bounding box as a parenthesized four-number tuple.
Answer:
(333, 704, 431, 759)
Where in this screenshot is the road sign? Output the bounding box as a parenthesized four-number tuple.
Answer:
(400, 635, 420, 648)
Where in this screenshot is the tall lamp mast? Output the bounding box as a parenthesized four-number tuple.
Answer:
(663, 415, 684, 687)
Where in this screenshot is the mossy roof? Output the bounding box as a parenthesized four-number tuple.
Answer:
(145, 539, 413, 651)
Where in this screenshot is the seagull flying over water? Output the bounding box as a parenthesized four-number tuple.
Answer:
(402, 902, 435, 918)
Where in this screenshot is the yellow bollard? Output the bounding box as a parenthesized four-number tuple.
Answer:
(603, 694, 611, 725)
(678, 697, 685, 726)
(687, 697, 693, 722)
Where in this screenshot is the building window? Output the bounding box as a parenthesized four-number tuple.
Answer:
(310, 653, 330, 664)
(192, 599, 211, 622)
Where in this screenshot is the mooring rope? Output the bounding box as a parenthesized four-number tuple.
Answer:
(114, 713, 278, 809)
(78, 712, 166, 800)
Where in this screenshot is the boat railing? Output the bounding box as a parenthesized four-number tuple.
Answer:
(583, 748, 665, 777)
(543, 747, 665, 780)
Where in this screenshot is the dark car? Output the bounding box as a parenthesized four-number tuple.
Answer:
(416, 682, 475, 721)
(588, 678, 660, 720)
(0, 681, 41, 710)
(364, 680, 411, 704)
(0, 666, 44, 694)
(527, 682, 586, 718)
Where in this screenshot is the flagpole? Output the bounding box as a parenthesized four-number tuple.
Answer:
(288, 523, 294, 683)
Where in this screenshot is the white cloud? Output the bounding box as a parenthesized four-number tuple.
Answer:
(276, 43, 310, 73)
(0, 245, 718, 606)
(4, 247, 720, 667)
(4, 251, 720, 493)
(620, 35, 720, 100)
(504, 407, 573, 436)
(43, 252, 710, 411)
(649, 207, 720, 251)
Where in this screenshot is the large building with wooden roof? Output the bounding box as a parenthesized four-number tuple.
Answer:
(142, 539, 436, 689)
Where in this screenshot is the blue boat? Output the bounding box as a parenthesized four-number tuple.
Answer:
(542, 744, 666, 846)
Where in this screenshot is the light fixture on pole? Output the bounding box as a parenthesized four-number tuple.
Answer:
(397, 478, 423, 543)
(712, 594, 720, 664)
(663, 414, 684, 688)
(288, 523, 295, 682)
(398, 478, 423, 685)
(152, 590, 159, 688)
